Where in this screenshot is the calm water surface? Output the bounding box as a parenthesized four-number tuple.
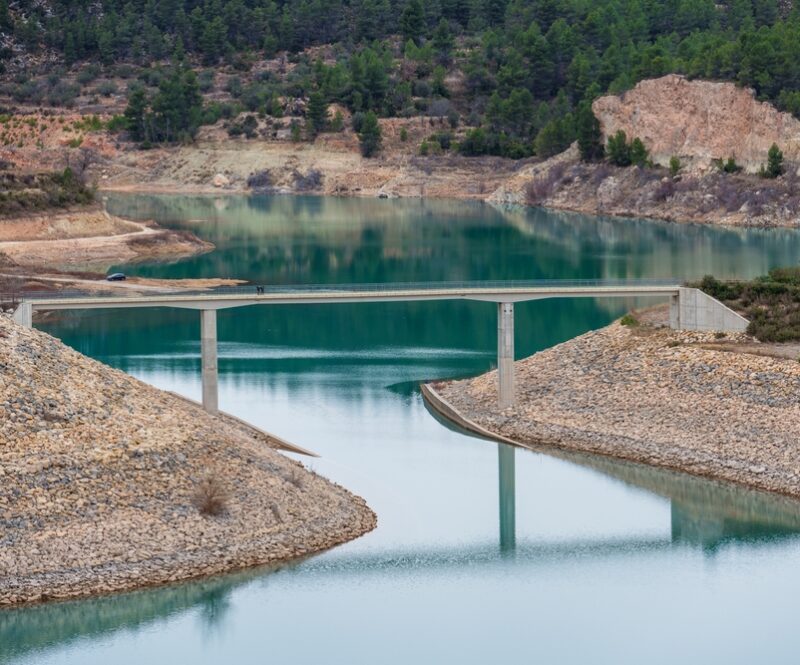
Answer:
(6, 195, 800, 664)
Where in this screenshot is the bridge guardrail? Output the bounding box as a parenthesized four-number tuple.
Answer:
(13, 278, 682, 302)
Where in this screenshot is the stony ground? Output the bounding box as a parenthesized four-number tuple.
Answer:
(0, 315, 375, 606)
(436, 318, 800, 498)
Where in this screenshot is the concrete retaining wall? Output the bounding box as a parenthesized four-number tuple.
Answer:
(12, 302, 31, 328)
(677, 287, 749, 333)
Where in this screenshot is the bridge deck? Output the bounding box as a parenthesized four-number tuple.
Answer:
(19, 279, 681, 311)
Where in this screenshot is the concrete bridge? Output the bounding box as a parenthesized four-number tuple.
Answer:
(12, 280, 747, 413)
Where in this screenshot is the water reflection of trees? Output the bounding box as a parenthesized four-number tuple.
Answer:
(105, 193, 800, 287)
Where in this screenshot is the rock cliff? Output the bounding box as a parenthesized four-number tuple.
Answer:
(593, 74, 800, 173)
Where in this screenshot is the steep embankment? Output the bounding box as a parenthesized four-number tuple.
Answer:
(429, 315, 800, 498)
(0, 315, 376, 605)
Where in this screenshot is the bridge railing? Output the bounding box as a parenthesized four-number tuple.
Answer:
(13, 278, 682, 302)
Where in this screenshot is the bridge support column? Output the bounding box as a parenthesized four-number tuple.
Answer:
(12, 302, 32, 328)
(497, 302, 514, 408)
(200, 309, 218, 415)
(669, 293, 680, 330)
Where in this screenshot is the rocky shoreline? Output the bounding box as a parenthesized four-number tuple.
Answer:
(0, 315, 376, 606)
(429, 315, 800, 499)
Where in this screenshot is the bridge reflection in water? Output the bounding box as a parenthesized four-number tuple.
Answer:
(4, 444, 800, 662)
(496, 440, 800, 552)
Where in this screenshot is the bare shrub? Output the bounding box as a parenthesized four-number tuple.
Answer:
(652, 178, 675, 202)
(525, 162, 566, 205)
(63, 147, 99, 185)
(741, 187, 780, 217)
(713, 177, 745, 212)
(192, 474, 229, 517)
(589, 162, 611, 185)
(293, 169, 323, 191)
(246, 169, 272, 191)
(428, 98, 452, 118)
(634, 166, 660, 187)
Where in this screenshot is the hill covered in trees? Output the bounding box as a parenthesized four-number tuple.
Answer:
(1, 0, 800, 159)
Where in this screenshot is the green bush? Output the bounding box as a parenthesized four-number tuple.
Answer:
(716, 156, 742, 174)
(693, 269, 800, 342)
(762, 143, 784, 178)
(620, 313, 639, 327)
(96, 80, 117, 97)
(607, 130, 631, 166)
(630, 137, 649, 166)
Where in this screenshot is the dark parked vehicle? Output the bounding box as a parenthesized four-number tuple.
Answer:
(106, 273, 126, 282)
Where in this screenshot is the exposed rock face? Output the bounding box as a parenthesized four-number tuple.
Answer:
(593, 75, 800, 173)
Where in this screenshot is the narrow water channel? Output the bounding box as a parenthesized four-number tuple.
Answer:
(6, 195, 800, 664)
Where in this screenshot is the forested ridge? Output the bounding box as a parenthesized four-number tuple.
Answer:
(2, 0, 800, 158)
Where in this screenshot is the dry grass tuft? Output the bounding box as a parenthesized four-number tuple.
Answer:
(192, 474, 229, 517)
(287, 467, 305, 489)
(269, 502, 284, 523)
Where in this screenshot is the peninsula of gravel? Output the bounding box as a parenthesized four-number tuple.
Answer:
(0, 314, 376, 606)
(430, 315, 800, 499)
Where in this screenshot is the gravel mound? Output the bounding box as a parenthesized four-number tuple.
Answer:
(0, 315, 375, 605)
(438, 321, 800, 498)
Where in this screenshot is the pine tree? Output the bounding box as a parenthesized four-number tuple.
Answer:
(433, 18, 453, 56)
(576, 102, 603, 161)
(358, 110, 382, 157)
(306, 91, 329, 136)
(763, 143, 784, 178)
(124, 88, 149, 142)
(0, 0, 11, 31)
(400, 0, 425, 44)
(606, 130, 631, 166)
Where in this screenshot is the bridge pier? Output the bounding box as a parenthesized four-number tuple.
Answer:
(200, 309, 219, 414)
(497, 302, 514, 408)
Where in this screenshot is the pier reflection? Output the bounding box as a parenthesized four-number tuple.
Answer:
(498, 444, 516, 551)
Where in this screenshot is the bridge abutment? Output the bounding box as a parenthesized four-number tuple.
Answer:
(497, 302, 515, 408)
(201, 309, 219, 414)
(12, 302, 32, 328)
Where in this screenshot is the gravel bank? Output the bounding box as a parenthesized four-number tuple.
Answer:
(0, 315, 375, 606)
(432, 320, 800, 498)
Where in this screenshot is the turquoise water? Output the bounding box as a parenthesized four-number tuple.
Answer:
(6, 195, 800, 664)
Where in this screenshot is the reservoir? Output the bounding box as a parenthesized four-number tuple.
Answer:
(5, 194, 800, 664)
